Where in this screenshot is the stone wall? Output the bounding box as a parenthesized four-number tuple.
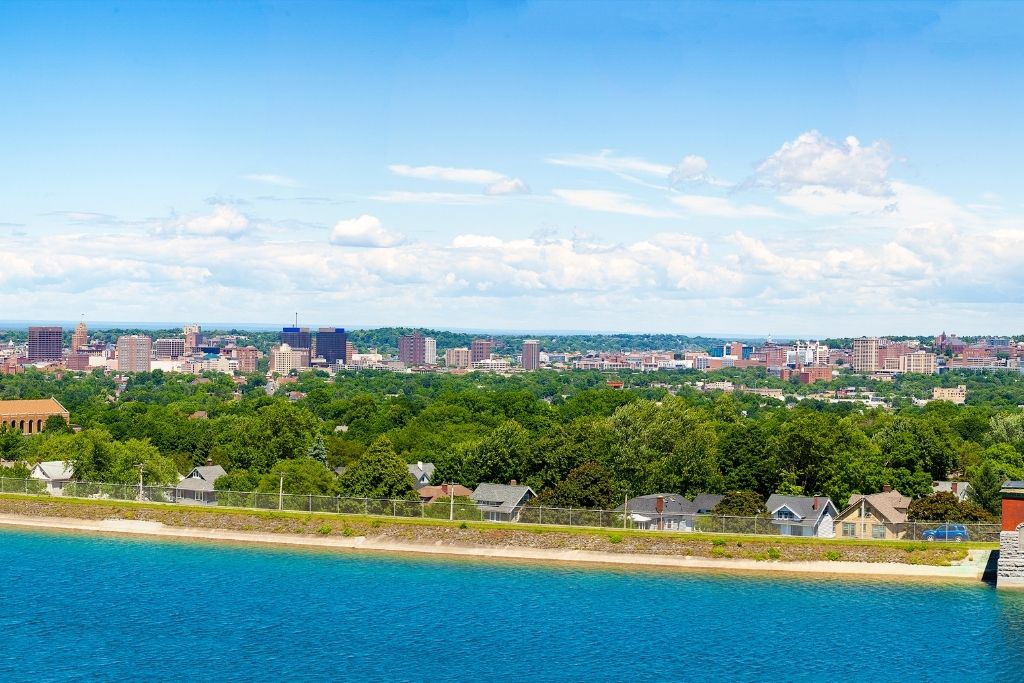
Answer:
(998, 529, 1024, 589)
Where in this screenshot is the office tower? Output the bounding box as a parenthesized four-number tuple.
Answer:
(155, 338, 186, 359)
(445, 347, 471, 368)
(471, 339, 494, 363)
(346, 341, 356, 361)
(315, 328, 348, 364)
(270, 343, 310, 374)
(398, 332, 426, 365)
(71, 321, 88, 352)
(117, 335, 153, 372)
(27, 326, 63, 362)
(235, 346, 259, 373)
(184, 324, 203, 355)
(281, 327, 312, 351)
(423, 337, 436, 366)
(522, 339, 540, 370)
(852, 337, 880, 373)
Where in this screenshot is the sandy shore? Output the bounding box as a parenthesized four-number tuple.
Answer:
(0, 512, 994, 581)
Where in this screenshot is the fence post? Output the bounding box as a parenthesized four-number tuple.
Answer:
(393, 500, 397, 517)
(539, 506, 543, 525)
(569, 507, 573, 527)
(364, 497, 368, 515)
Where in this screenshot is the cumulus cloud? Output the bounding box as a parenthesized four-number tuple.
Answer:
(387, 164, 530, 196)
(753, 130, 893, 197)
(669, 155, 710, 185)
(242, 174, 301, 188)
(329, 215, 405, 248)
(553, 189, 675, 218)
(175, 205, 253, 239)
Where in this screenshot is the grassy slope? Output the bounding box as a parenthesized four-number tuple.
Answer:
(0, 493, 992, 565)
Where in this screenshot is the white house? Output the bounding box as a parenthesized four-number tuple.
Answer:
(765, 494, 837, 538)
(174, 464, 227, 504)
(30, 461, 74, 495)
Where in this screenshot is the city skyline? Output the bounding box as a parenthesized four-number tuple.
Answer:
(3, 2, 1023, 335)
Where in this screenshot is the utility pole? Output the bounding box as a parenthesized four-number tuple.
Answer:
(136, 463, 146, 502)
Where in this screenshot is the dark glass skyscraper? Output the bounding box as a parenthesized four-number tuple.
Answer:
(280, 327, 311, 351)
(315, 328, 348, 364)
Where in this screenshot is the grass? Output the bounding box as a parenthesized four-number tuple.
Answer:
(0, 492, 998, 551)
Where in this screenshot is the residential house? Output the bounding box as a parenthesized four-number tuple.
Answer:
(932, 480, 973, 503)
(616, 494, 697, 531)
(417, 483, 473, 504)
(30, 461, 74, 495)
(408, 462, 435, 488)
(471, 483, 536, 522)
(766, 494, 837, 538)
(835, 486, 911, 540)
(174, 464, 227, 504)
(691, 493, 725, 514)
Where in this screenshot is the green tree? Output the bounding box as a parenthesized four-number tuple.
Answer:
(968, 460, 1004, 516)
(542, 462, 620, 509)
(339, 436, 417, 499)
(908, 492, 994, 522)
(307, 435, 328, 466)
(463, 420, 533, 487)
(44, 415, 72, 435)
(713, 490, 767, 516)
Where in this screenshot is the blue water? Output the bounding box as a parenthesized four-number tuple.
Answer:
(2, 529, 1024, 682)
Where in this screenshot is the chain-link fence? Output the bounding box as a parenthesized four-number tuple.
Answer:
(0, 476, 1002, 541)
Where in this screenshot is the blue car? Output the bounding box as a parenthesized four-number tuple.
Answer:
(922, 524, 969, 542)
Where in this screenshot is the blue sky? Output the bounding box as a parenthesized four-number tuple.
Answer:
(2, 1, 1023, 336)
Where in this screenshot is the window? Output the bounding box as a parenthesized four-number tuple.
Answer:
(776, 509, 794, 520)
(872, 524, 886, 539)
(843, 522, 856, 537)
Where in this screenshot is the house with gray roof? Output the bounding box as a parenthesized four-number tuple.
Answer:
(932, 480, 972, 503)
(691, 493, 725, 514)
(30, 461, 74, 495)
(615, 494, 698, 531)
(174, 464, 227, 504)
(765, 494, 837, 538)
(408, 462, 435, 489)
(471, 483, 535, 522)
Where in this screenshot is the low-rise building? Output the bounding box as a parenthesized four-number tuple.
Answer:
(766, 494, 837, 538)
(0, 398, 70, 434)
(932, 385, 967, 404)
(834, 487, 910, 540)
(471, 483, 536, 522)
(30, 460, 74, 495)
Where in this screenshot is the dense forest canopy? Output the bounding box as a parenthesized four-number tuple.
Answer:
(2, 366, 1024, 518)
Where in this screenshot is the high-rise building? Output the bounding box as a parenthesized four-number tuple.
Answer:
(155, 338, 186, 359)
(183, 324, 203, 355)
(445, 347, 471, 368)
(315, 328, 348, 364)
(852, 337, 880, 373)
(270, 343, 309, 374)
(346, 341, 356, 362)
(398, 332, 426, 365)
(71, 321, 88, 352)
(471, 339, 494, 363)
(117, 335, 153, 372)
(235, 346, 259, 373)
(27, 326, 62, 362)
(522, 339, 540, 370)
(281, 327, 312, 351)
(899, 351, 937, 375)
(423, 337, 437, 366)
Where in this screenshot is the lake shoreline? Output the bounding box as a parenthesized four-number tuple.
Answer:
(0, 512, 994, 582)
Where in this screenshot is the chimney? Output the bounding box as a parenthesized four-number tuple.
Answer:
(952, 482, 958, 494)
(206, 457, 213, 466)
(441, 483, 449, 496)
(882, 484, 892, 493)
(510, 479, 517, 486)
(656, 495, 665, 513)
(812, 495, 820, 511)
(417, 461, 423, 469)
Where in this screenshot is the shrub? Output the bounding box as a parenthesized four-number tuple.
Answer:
(767, 547, 781, 560)
(824, 551, 840, 561)
(317, 525, 332, 535)
(459, 521, 468, 529)
(607, 533, 623, 544)
(341, 526, 356, 537)
(712, 538, 726, 547)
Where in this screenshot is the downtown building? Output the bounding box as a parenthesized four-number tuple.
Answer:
(521, 339, 540, 370)
(155, 338, 186, 359)
(27, 326, 62, 362)
(71, 321, 88, 352)
(398, 332, 427, 365)
(445, 347, 470, 369)
(280, 327, 312, 352)
(315, 328, 348, 365)
(270, 343, 310, 374)
(471, 339, 495, 363)
(851, 337, 880, 373)
(117, 335, 153, 372)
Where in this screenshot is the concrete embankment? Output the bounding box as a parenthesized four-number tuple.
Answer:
(0, 512, 993, 582)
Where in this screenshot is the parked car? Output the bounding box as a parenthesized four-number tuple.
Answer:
(922, 524, 970, 542)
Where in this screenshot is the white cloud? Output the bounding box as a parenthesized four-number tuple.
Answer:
(669, 155, 710, 185)
(670, 194, 778, 218)
(753, 130, 893, 197)
(242, 174, 301, 188)
(546, 150, 673, 176)
(176, 205, 252, 239)
(329, 215, 405, 248)
(387, 164, 530, 196)
(552, 189, 675, 218)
